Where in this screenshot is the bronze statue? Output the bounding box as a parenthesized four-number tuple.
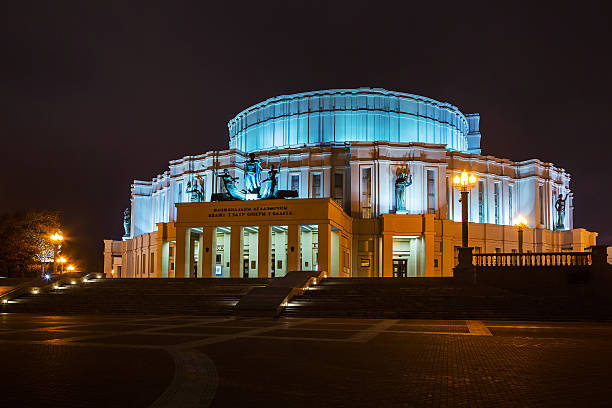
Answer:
(218, 169, 245, 200)
(232, 153, 263, 194)
(123, 207, 130, 237)
(555, 193, 569, 230)
(395, 169, 413, 212)
(186, 179, 203, 202)
(259, 163, 280, 199)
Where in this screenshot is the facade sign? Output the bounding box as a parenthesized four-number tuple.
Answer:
(208, 205, 293, 218)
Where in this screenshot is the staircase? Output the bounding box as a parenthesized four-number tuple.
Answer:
(282, 278, 612, 320)
(4, 277, 270, 315)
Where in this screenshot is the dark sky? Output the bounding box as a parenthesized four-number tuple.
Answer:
(1, 1, 611, 270)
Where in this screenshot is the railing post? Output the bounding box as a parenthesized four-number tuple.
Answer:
(589, 246, 608, 267)
(588, 245, 610, 297)
(453, 247, 476, 284)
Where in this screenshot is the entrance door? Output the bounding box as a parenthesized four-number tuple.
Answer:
(393, 259, 408, 277)
(243, 259, 249, 278)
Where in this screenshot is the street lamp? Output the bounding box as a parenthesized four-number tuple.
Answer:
(57, 256, 67, 273)
(452, 170, 477, 248)
(50, 233, 63, 274)
(67, 264, 75, 272)
(513, 215, 528, 254)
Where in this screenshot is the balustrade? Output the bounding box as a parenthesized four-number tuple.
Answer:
(473, 252, 592, 267)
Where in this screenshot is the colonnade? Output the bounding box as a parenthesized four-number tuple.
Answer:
(159, 222, 342, 279)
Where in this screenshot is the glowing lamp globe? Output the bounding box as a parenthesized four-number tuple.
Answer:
(452, 171, 477, 191)
(513, 215, 528, 228)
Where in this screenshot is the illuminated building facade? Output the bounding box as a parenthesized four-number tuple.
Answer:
(104, 88, 597, 279)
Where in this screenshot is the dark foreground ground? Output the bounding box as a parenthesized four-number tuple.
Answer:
(1, 314, 611, 407)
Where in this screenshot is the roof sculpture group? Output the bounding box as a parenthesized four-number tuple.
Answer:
(212, 154, 298, 201)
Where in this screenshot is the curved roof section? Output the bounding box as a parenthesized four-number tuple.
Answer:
(228, 88, 480, 154)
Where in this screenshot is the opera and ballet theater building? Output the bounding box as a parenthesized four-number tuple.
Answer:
(104, 88, 597, 279)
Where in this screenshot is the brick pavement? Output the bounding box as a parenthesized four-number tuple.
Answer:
(0, 314, 611, 407)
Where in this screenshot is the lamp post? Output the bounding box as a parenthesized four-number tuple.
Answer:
(50, 233, 63, 274)
(57, 256, 67, 273)
(513, 215, 528, 254)
(452, 170, 477, 248)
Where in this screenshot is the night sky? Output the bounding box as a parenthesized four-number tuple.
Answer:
(1, 1, 611, 270)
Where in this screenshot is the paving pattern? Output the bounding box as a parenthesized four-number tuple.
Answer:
(1, 314, 611, 407)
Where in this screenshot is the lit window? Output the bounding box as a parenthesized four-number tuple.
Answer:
(361, 168, 372, 218)
(333, 173, 344, 206)
(312, 174, 322, 198)
(290, 174, 300, 197)
(478, 180, 485, 223)
(426, 170, 436, 214)
(446, 176, 451, 219)
(494, 182, 500, 224)
(508, 185, 513, 223)
(538, 184, 545, 225)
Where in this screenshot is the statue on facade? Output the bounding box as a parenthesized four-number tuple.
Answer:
(123, 207, 131, 237)
(555, 193, 569, 230)
(232, 153, 263, 194)
(216, 169, 245, 200)
(259, 163, 280, 199)
(395, 169, 413, 213)
(186, 179, 203, 202)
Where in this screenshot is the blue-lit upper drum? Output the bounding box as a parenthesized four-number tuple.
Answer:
(228, 88, 478, 153)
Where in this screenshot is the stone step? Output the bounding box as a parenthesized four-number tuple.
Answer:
(3, 278, 270, 315)
(280, 278, 611, 320)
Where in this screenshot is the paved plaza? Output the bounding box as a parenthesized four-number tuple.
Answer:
(1, 314, 612, 407)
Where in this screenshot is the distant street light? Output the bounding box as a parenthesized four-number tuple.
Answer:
(57, 256, 67, 273)
(50, 233, 63, 274)
(452, 170, 477, 248)
(67, 264, 75, 272)
(513, 215, 528, 254)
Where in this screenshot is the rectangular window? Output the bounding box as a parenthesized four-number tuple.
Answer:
(177, 183, 183, 203)
(150, 253, 155, 275)
(290, 174, 300, 196)
(446, 176, 451, 219)
(360, 167, 372, 218)
(478, 180, 485, 223)
(312, 174, 322, 198)
(552, 186, 557, 226)
(494, 182, 500, 224)
(508, 184, 513, 223)
(426, 169, 436, 214)
(154, 196, 159, 224)
(538, 184, 545, 225)
(333, 173, 344, 206)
